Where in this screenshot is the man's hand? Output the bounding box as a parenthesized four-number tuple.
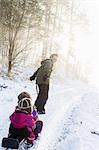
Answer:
(30, 75, 35, 81)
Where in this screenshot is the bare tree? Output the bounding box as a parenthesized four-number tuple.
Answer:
(0, 0, 43, 76)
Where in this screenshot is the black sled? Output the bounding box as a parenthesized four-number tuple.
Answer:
(2, 137, 33, 150)
(2, 137, 20, 149)
(2, 121, 43, 149)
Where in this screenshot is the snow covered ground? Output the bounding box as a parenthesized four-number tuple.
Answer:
(0, 68, 99, 150)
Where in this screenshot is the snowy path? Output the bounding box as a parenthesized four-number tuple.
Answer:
(0, 76, 99, 150)
(36, 85, 81, 150)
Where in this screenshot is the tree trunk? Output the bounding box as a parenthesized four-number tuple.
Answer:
(8, 60, 12, 77)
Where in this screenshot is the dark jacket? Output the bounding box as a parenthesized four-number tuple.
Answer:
(30, 59, 53, 84)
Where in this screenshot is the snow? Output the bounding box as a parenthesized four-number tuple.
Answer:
(0, 69, 99, 150)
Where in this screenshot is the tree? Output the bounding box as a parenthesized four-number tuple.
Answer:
(0, 0, 43, 76)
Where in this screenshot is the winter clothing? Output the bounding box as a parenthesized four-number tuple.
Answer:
(18, 97, 32, 110)
(30, 59, 52, 112)
(8, 97, 43, 144)
(9, 110, 43, 143)
(9, 110, 36, 143)
(34, 84, 49, 112)
(30, 54, 58, 113)
(32, 106, 38, 121)
(18, 92, 31, 103)
(34, 120, 43, 139)
(30, 59, 53, 85)
(31, 106, 43, 139)
(16, 93, 32, 114)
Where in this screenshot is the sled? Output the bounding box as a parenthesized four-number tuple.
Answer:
(2, 137, 33, 150)
(2, 121, 43, 149)
(2, 137, 19, 149)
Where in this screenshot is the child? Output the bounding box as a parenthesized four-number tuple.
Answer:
(17, 92, 43, 138)
(17, 92, 43, 137)
(17, 92, 39, 123)
(17, 92, 43, 139)
(8, 93, 43, 147)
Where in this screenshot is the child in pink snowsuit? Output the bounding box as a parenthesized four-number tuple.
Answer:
(17, 91, 43, 139)
(9, 95, 43, 145)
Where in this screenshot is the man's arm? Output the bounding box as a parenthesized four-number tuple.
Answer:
(30, 67, 40, 81)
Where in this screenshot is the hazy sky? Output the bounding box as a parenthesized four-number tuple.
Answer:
(81, 0, 99, 85)
(59, 0, 99, 85)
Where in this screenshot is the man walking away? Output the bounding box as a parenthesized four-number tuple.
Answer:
(30, 54, 58, 114)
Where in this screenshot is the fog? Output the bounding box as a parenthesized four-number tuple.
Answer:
(58, 0, 99, 85)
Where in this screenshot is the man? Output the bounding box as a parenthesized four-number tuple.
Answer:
(30, 54, 58, 114)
